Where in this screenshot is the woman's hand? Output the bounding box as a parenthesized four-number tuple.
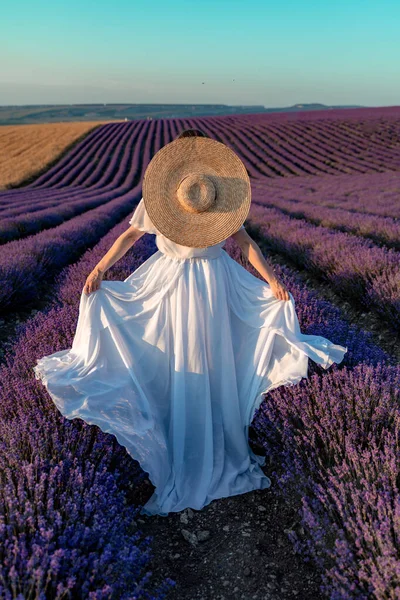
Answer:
(84, 268, 104, 295)
(270, 277, 290, 301)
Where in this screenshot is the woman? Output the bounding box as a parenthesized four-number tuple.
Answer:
(34, 128, 347, 517)
(84, 129, 290, 301)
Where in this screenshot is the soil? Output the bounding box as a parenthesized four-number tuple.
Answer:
(130, 468, 324, 600)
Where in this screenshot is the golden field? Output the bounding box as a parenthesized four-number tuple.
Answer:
(0, 121, 117, 190)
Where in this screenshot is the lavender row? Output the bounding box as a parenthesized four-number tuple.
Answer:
(252, 169, 400, 220)
(65, 120, 138, 190)
(248, 119, 365, 175)
(204, 120, 280, 180)
(187, 119, 400, 249)
(250, 120, 379, 175)
(224, 238, 400, 598)
(27, 121, 132, 191)
(0, 191, 126, 244)
(61, 119, 152, 193)
(251, 188, 400, 250)
(207, 108, 400, 179)
(177, 116, 258, 178)
(243, 120, 344, 175)
(253, 118, 396, 173)
(0, 192, 139, 313)
(190, 115, 340, 180)
(0, 217, 175, 597)
(252, 360, 400, 599)
(204, 118, 290, 177)
(315, 118, 400, 164)
(245, 202, 400, 329)
(188, 109, 400, 179)
(210, 117, 340, 177)
(186, 113, 393, 187)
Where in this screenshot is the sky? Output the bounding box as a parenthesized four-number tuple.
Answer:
(1, 0, 399, 107)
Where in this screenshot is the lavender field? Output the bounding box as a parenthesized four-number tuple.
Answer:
(1, 106, 400, 599)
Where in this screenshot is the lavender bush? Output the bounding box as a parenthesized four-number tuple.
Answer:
(223, 238, 400, 598)
(251, 362, 400, 599)
(244, 203, 400, 329)
(251, 190, 400, 250)
(0, 217, 176, 597)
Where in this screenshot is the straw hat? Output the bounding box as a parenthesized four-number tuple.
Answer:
(142, 136, 251, 248)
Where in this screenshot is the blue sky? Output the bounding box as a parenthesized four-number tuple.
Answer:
(1, 0, 399, 107)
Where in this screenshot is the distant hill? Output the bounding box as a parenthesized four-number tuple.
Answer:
(0, 102, 365, 125)
(274, 103, 364, 111)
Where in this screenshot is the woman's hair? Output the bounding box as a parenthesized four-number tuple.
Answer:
(176, 128, 208, 139)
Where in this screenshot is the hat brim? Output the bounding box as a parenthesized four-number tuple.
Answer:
(142, 137, 251, 248)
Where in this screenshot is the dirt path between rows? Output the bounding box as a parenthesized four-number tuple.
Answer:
(131, 471, 324, 600)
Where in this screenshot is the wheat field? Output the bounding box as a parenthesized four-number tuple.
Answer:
(0, 121, 118, 189)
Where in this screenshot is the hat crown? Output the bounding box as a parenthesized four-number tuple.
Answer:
(176, 173, 216, 214)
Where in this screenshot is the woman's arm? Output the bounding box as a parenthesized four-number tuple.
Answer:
(83, 226, 145, 295)
(230, 228, 290, 301)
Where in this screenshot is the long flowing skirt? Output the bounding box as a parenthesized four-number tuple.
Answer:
(33, 249, 347, 516)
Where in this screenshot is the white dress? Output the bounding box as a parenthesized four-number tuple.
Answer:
(33, 198, 347, 516)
